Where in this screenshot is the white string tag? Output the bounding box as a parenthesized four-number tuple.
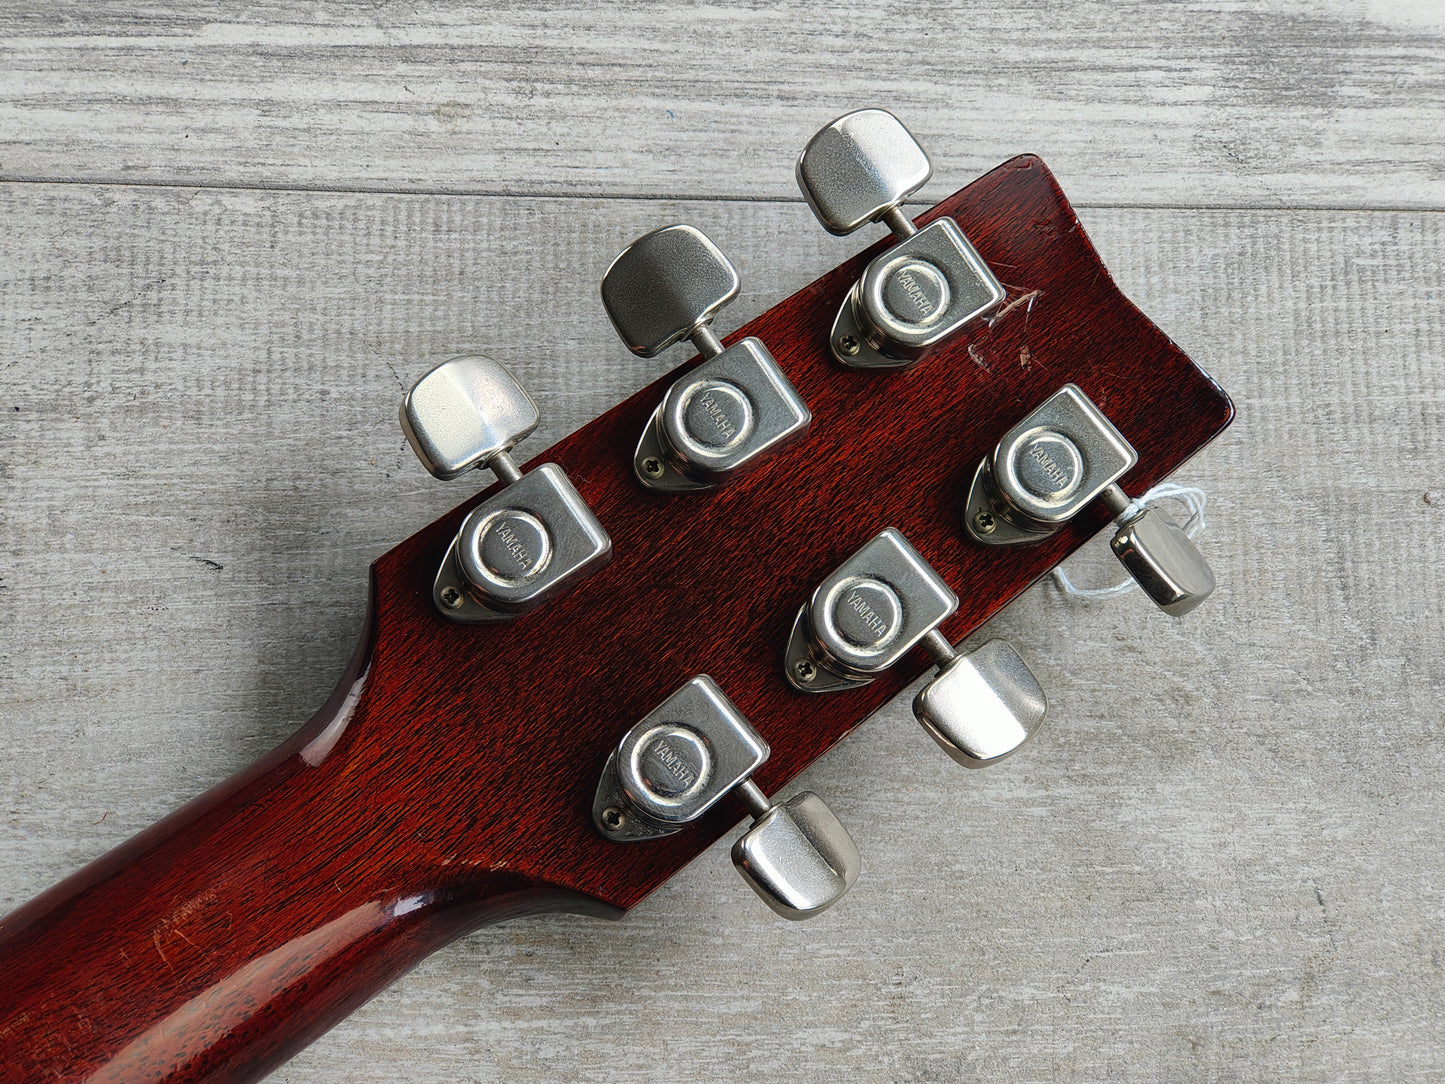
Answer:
(1050, 482, 1208, 600)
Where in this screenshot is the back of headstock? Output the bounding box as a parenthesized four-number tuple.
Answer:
(369, 149, 1232, 913)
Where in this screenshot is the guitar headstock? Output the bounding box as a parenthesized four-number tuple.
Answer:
(321, 122, 1232, 921)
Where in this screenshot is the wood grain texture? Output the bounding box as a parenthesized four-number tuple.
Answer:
(0, 1, 1441, 208)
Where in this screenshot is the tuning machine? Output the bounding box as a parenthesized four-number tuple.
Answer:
(796, 109, 1006, 370)
(964, 383, 1216, 616)
(400, 356, 611, 622)
(593, 675, 860, 920)
(785, 529, 1047, 767)
(601, 224, 811, 492)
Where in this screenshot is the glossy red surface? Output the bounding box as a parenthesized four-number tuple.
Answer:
(0, 156, 1231, 1082)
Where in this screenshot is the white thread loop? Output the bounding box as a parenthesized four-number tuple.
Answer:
(1051, 483, 1208, 600)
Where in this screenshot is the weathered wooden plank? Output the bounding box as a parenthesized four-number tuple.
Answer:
(0, 183, 1441, 1080)
(0, 1, 1442, 208)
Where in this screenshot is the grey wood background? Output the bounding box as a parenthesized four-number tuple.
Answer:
(1, 3, 1441, 1081)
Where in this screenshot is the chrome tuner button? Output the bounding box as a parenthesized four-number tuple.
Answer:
(594, 676, 860, 921)
(913, 635, 1048, 768)
(601, 224, 810, 492)
(1105, 488, 1218, 617)
(965, 383, 1216, 616)
(400, 356, 612, 622)
(796, 109, 1005, 370)
(730, 782, 860, 921)
(785, 529, 1049, 767)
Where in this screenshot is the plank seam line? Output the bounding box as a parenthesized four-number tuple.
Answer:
(0, 175, 1439, 215)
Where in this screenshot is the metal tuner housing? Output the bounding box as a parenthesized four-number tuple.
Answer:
(966, 382, 1216, 616)
(593, 675, 860, 920)
(797, 108, 1005, 370)
(786, 528, 1048, 767)
(400, 355, 612, 622)
(601, 224, 810, 492)
(785, 528, 958, 694)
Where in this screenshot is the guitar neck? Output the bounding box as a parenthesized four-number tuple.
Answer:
(0, 594, 616, 1083)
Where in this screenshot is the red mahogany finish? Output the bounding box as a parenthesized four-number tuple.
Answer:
(0, 156, 1232, 1083)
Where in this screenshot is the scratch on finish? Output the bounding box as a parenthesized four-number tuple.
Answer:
(106, 903, 391, 1080)
(967, 344, 991, 373)
(153, 929, 172, 971)
(988, 288, 1043, 328)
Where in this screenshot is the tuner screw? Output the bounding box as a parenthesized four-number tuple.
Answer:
(837, 334, 861, 357)
(973, 510, 996, 535)
(600, 806, 626, 831)
(641, 456, 664, 478)
(439, 585, 463, 609)
(794, 659, 817, 683)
